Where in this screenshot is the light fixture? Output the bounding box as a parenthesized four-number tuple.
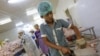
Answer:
(16, 22, 24, 27)
(8, 0, 24, 4)
(26, 9, 38, 16)
(33, 14, 41, 20)
(23, 24, 33, 32)
(0, 18, 12, 25)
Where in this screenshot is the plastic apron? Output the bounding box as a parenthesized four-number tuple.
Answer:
(21, 34, 40, 56)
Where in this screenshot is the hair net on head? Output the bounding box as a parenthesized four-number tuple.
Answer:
(38, 1, 52, 16)
(4, 39, 10, 43)
(29, 29, 34, 33)
(5, 39, 9, 41)
(18, 30, 24, 34)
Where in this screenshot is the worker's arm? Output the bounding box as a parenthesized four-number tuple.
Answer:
(42, 37, 62, 50)
(42, 37, 70, 54)
(70, 24, 82, 39)
(59, 19, 82, 39)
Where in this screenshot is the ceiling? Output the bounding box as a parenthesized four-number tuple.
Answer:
(0, 0, 58, 33)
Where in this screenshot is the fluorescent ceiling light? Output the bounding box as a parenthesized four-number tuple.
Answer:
(16, 22, 24, 27)
(23, 24, 33, 32)
(0, 18, 12, 25)
(23, 24, 31, 28)
(33, 14, 41, 20)
(26, 9, 38, 16)
(8, 0, 24, 4)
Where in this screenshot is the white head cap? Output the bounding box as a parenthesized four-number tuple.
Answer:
(4, 38, 10, 43)
(18, 29, 24, 34)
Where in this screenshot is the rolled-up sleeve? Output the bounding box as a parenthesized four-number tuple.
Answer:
(40, 24, 47, 37)
(59, 19, 72, 28)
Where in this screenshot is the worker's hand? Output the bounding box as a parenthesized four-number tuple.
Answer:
(60, 47, 71, 54)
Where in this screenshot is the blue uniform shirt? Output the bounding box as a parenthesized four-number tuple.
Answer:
(40, 19, 71, 56)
